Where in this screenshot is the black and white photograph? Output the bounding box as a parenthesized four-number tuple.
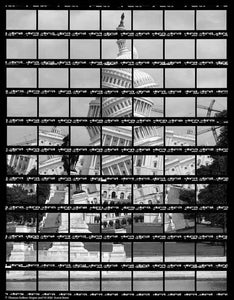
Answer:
(3, 2, 229, 297)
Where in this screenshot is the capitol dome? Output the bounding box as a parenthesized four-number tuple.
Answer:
(102, 20, 158, 90)
(89, 14, 159, 120)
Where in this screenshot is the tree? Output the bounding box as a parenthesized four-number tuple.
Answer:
(179, 189, 195, 205)
(7, 165, 18, 175)
(6, 184, 50, 225)
(215, 110, 228, 148)
(7, 185, 37, 206)
(197, 184, 227, 227)
(197, 110, 227, 177)
(27, 168, 37, 175)
(38, 184, 51, 205)
(196, 111, 227, 228)
(179, 189, 196, 220)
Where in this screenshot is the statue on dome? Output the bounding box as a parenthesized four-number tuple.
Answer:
(119, 13, 125, 27)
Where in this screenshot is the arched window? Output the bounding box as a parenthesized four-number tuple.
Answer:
(111, 191, 116, 199)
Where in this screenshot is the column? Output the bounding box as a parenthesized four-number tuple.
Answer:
(108, 167, 114, 175)
(117, 163, 122, 175)
(102, 134, 107, 146)
(123, 161, 130, 175)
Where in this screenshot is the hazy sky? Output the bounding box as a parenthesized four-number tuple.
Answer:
(6, 66, 227, 89)
(7, 126, 37, 145)
(197, 97, 227, 117)
(6, 9, 227, 89)
(6, 10, 226, 30)
(6, 9, 227, 146)
(7, 123, 219, 146)
(7, 38, 226, 60)
(71, 126, 95, 146)
(165, 97, 195, 117)
(9, 96, 227, 119)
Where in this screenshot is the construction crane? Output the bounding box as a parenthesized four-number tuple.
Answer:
(197, 99, 223, 117)
(197, 126, 221, 143)
(197, 99, 224, 144)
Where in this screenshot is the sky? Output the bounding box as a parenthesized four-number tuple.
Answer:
(7, 126, 37, 145)
(6, 9, 227, 146)
(6, 9, 227, 30)
(71, 126, 96, 146)
(7, 125, 97, 146)
(7, 123, 219, 146)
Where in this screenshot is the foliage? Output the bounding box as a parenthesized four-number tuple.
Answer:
(38, 184, 51, 205)
(179, 189, 195, 205)
(7, 185, 37, 206)
(179, 188, 196, 220)
(197, 110, 227, 176)
(7, 184, 50, 225)
(27, 168, 37, 175)
(196, 111, 227, 228)
(197, 184, 227, 227)
(7, 165, 18, 175)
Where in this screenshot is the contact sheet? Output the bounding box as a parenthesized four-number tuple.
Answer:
(3, 0, 229, 298)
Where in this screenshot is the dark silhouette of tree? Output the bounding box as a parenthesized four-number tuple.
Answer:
(197, 184, 227, 227)
(38, 184, 51, 205)
(179, 189, 195, 205)
(179, 189, 196, 220)
(196, 112, 227, 228)
(7, 184, 50, 224)
(27, 168, 37, 176)
(7, 165, 18, 175)
(7, 185, 37, 206)
(216, 111, 228, 147)
(197, 110, 227, 177)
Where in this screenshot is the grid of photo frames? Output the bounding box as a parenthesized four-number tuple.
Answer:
(5, 3, 228, 296)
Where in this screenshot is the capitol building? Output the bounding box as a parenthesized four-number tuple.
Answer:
(7, 15, 212, 234)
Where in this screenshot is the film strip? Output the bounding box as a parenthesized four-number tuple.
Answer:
(4, 1, 229, 298)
